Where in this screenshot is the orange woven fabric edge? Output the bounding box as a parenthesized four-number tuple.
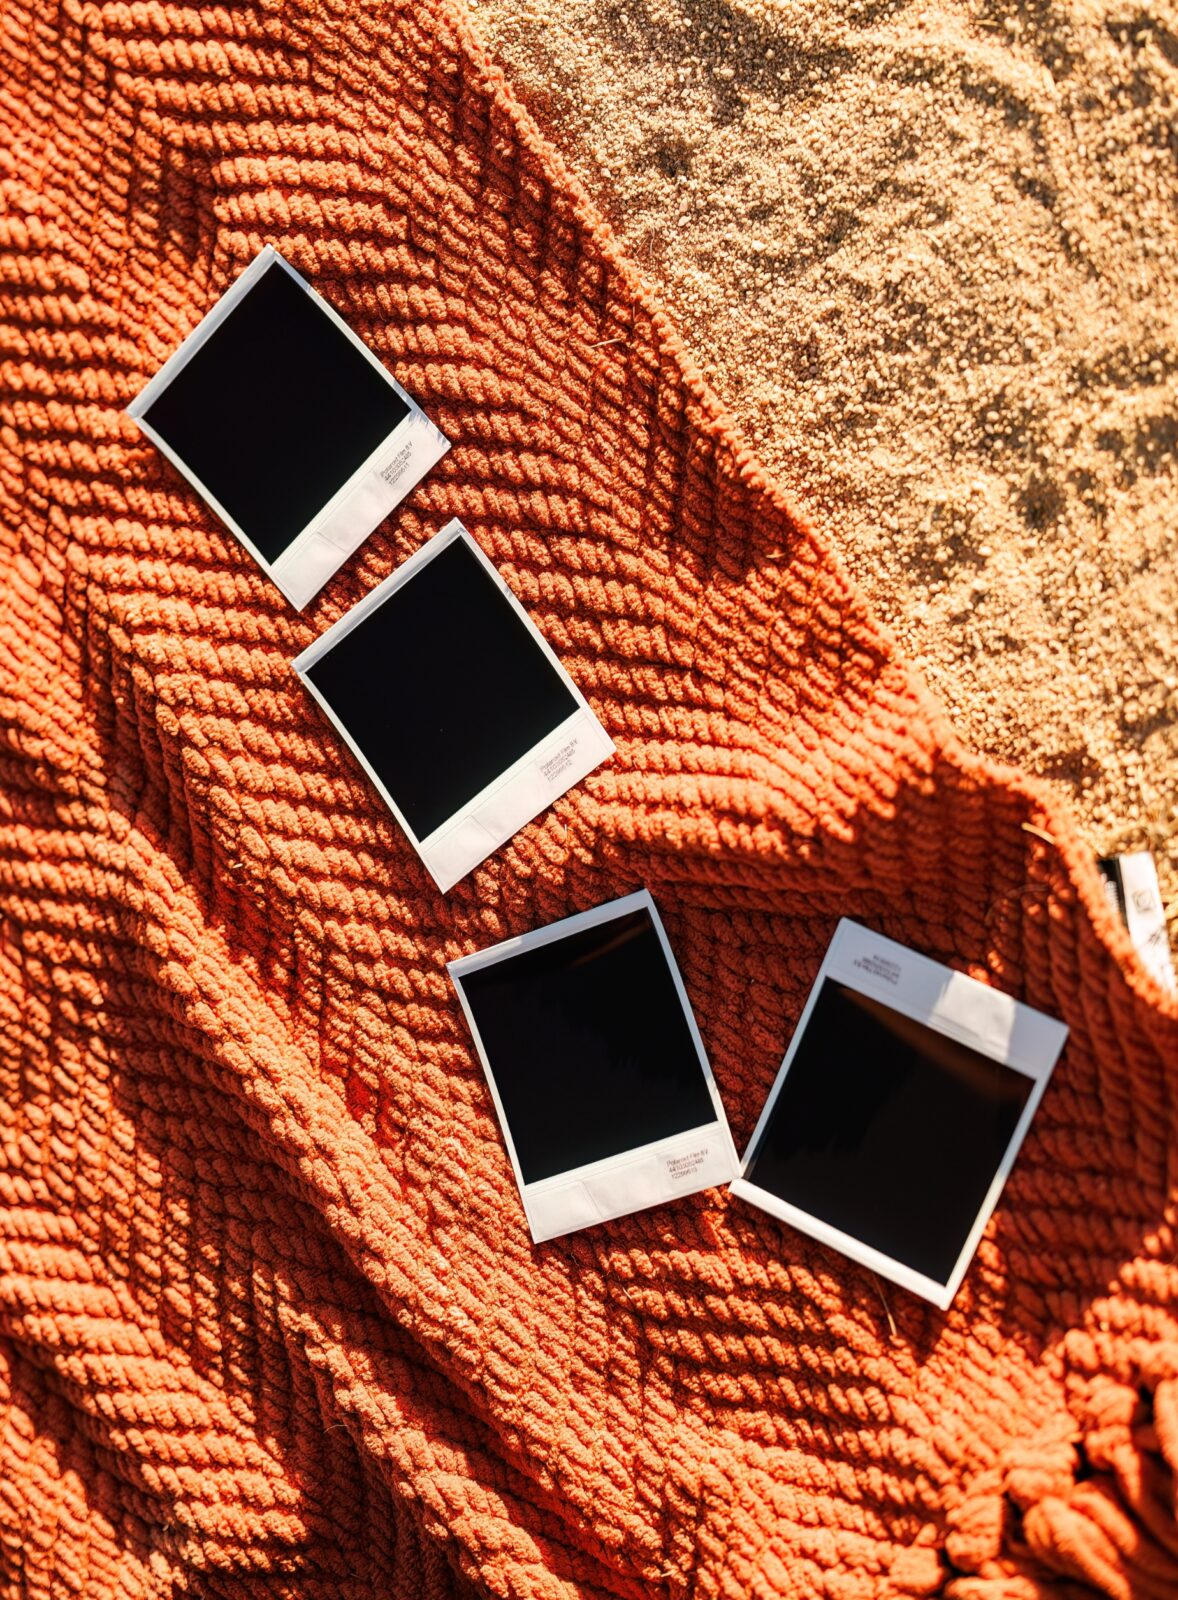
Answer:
(1, 2, 1176, 1597)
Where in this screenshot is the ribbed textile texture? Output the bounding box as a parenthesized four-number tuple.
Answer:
(1, 2, 1176, 1596)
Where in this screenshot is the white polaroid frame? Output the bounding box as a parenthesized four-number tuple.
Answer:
(731, 918, 1068, 1310)
(293, 518, 615, 893)
(126, 245, 450, 611)
(448, 890, 740, 1243)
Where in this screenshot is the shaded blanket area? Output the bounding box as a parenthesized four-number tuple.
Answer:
(0, 1, 1176, 1595)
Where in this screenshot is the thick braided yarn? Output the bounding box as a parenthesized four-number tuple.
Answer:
(1, 2, 1176, 1596)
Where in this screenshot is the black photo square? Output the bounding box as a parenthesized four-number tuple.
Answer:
(141, 260, 409, 562)
(448, 891, 738, 1241)
(743, 979, 1033, 1286)
(128, 247, 450, 609)
(731, 919, 1066, 1309)
(456, 904, 719, 1183)
(304, 535, 578, 838)
(293, 521, 614, 891)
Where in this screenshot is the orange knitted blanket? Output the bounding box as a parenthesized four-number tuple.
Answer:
(2, 3, 1176, 1596)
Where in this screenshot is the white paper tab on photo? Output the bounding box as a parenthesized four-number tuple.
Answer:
(731, 919, 1068, 1311)
(126, 245, 450, 611)
(292, 519, 615, 892)
(448, 890, 740, 1243)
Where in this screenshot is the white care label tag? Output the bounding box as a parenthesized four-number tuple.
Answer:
(1099, 851, 1177, 994)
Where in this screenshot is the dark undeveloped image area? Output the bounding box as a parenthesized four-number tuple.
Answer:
(306, 537, 578, 839)
(146, 262, 409, 560)
(457, 908, 718, 1183)
(744, 980, 1032, 1284)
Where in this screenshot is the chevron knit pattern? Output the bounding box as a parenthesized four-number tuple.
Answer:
(1, 2, 1176, 1596)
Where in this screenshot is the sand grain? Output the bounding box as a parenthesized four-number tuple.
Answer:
(473, 0, 1178, 946)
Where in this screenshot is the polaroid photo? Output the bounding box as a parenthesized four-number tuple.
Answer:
(293, 518, 615, 892)
(448, 890, 740, 1242)
(731, 919, 1068, 1310)
(126, 245, 450, 610)
(1098, 850, 1177, 994)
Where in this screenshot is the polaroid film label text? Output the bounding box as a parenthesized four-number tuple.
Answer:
(379, 439, 416, 490)
(539, 739, 579, 786)
(852, 953, 902, 987)
(666, 1147, 710, 1183)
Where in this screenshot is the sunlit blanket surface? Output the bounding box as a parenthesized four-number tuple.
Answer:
(1, 3, 1176, 1596)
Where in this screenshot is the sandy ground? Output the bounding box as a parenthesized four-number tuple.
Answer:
(471, 0, 1178, 955)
